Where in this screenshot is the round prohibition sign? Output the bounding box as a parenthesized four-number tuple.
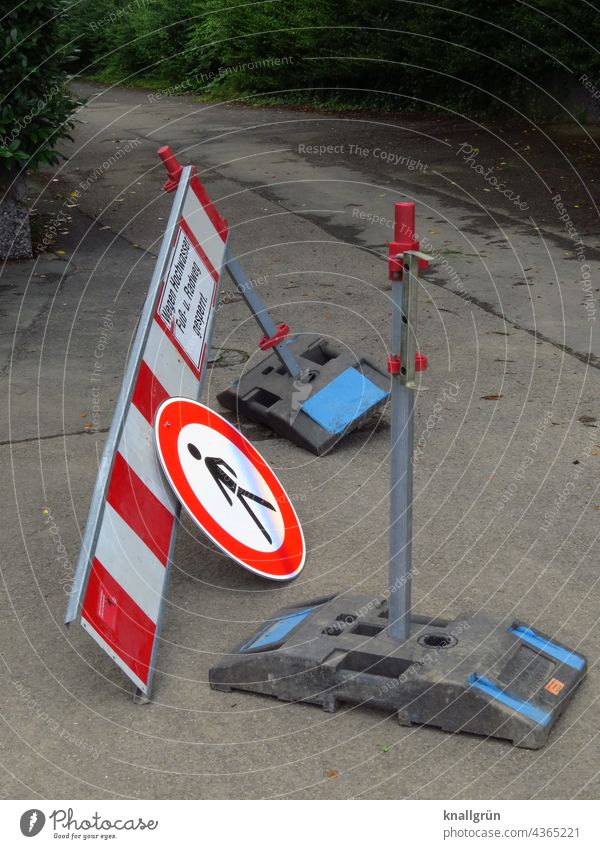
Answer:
(154, 398, 305, 580)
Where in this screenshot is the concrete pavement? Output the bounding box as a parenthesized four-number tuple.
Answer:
(0, 81, 598, 799)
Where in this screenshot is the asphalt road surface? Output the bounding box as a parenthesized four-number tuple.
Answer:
(0, 82, 598, 799)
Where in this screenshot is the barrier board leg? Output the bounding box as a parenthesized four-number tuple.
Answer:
(133, 688, 151, 705)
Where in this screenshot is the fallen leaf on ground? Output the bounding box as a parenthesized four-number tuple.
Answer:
(324, 769, 339, 779)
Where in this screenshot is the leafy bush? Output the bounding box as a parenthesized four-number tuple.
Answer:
(0, 0, 78, 177)
(60, 0, 204, 84)
(105, 1, 202, 80)
(59, 0, 117, 73)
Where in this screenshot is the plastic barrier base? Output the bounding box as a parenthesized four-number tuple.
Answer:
(217, 335, 390, 455)
(210, 594, 586, 749)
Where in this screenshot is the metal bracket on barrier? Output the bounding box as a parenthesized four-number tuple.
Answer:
(208, 199, 587, 749)
(388, 202, 429, 280)
(157, 145, 184, 193)
(389, 249, 433, 388)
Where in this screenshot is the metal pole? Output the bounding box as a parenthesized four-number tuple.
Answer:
(387, 244, 432, 642)
(225, 250, 302, 379)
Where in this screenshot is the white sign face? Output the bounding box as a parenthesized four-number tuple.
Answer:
(157, 227, 215, 369)
(178, 422, 286, 553)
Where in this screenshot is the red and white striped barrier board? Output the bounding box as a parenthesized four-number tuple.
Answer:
(66, 152, 228, 697)
(155, 398, 305, 581)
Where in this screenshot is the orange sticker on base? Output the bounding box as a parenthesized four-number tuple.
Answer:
(545, 678, 565, 695)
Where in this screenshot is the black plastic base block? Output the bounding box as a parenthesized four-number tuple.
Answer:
(216, 335, 390, 455)
(210, 594, 587, 749)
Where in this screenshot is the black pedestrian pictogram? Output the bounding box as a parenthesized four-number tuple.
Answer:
(187, 443, 276, 543)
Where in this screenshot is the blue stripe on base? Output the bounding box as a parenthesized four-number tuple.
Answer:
(467, 674, 551, 726)
(510, 625, 586, 671)
(302, 368, 389, 434)
(240, 607, 315, 653)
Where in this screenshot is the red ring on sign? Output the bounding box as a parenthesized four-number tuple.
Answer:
(154, 398, 305, 580)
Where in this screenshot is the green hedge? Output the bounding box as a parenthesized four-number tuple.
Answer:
(1, 1, 78, 177)
(60, 1, 600, 115)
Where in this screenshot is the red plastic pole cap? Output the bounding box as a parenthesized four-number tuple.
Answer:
(393, 202, 416, 242)
(415, 352, 428, 372)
